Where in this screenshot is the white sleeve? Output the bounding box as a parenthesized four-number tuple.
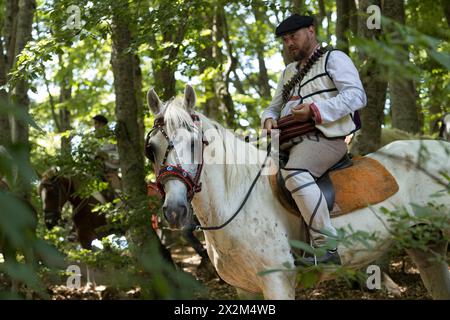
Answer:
(260, 69, 285, 128)
(312, 51, 367, 124)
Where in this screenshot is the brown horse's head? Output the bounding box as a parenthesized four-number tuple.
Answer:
(39, 168, 71, 229)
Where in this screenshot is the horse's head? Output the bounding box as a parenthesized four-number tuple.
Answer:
(39, 169, 71, 229)
(145, 85, 206, 230)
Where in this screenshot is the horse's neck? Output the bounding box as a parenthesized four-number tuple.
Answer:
(192, 165, 251, 227)
(191, 132, 272, 226)
(62, 176, 102, 211)
(62, 177, 81, 206)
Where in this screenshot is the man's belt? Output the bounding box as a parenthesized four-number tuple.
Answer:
(276, 114, 320, 145)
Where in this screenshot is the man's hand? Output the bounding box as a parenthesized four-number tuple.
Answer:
(263, 118, 278, 134)
(291, 103, 313, 122)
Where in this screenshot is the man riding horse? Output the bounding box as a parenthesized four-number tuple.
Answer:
(92, 114, 121, 200)
(261, 14, 367, 266)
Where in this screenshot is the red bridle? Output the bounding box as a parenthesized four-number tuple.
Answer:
(145, 114, 209, 201)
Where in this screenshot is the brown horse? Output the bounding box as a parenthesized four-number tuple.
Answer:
(39, 170, 214, 276)
(38, 170, 112, 249)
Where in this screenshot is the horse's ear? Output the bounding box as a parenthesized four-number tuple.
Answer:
(184, 84, 196, 111)
(147, 88, 162, 114)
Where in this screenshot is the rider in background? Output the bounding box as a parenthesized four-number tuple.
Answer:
(92, 115, 121, 199)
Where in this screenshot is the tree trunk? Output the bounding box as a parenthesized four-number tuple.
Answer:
(256, 53, 271, 99)
(442, 0, 450, 28)
(1, 0, 23, 147)
(198, 31, 219, 121)
(251, 2, 272, 100)
(350, 0, 387, 156)
(0, 32, 7, 87)
(0, 90, 10, 147)
(325, 4, 332, 44)
(132, 54, 145, 152)
(336, 0, 350, 54)
(4, 0, 19, 73)
(384, 0, 420, 134)
(215, 5, 235, 127)
(316, 0, 332, 43)
(231, 70, 245, 95)
(110, 2, 172, 264)
(59, 106, 71, 158)
(58, 54, 72, 158)
(9, 0, 36, 201)
(153, 66, 176, 102)
(151, 7, 189, 102)
(428, 83, 443, 135)
(201, 4, 235, 127)
(11, 0, 35, 141)
(0, 35, 10, 146)
(315, 0, 326, 39)
(348, 0, 358, 36)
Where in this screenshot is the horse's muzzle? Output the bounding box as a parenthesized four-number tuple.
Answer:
(162, 202, 189, 230)
(44, 211, 59, 229)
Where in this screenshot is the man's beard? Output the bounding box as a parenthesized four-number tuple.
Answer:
(290, 35, 314, 61)
(290, 48, 308, 61)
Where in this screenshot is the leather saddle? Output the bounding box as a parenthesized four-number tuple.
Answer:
(276, 151, 352, 217)
(269, 152, 399, 218)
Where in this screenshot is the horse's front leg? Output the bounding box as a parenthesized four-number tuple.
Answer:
(76, 226, 95, 250)
(261, 272, 296, 300)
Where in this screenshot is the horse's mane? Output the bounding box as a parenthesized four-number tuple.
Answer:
(41, 168, 77, 188)
(160, 97, 197, 136)
(162, 98, 263, 193)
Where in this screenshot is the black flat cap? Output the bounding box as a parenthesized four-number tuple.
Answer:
(275, 14, 314, 37)
(93, 114, 108, 124)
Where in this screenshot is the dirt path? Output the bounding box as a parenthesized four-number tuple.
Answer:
(42, 245, 438, 300)
(173, 245, 433, 300)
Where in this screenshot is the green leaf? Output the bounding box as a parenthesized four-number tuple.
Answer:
(289, 240, 316, 255)
(297, 270, 319, 288)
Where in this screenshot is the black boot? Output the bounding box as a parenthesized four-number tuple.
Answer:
(295, 249, 342, 267)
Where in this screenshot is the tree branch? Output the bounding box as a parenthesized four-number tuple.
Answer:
(41, 63, 60, 132)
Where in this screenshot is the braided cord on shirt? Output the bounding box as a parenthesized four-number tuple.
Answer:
(281, 46, 328, 104)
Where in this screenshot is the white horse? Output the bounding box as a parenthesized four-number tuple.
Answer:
(439, 113, 450, 142)
(145, 85, 450, 300)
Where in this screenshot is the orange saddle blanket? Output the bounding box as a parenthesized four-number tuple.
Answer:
(270, 156, 400, 218)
